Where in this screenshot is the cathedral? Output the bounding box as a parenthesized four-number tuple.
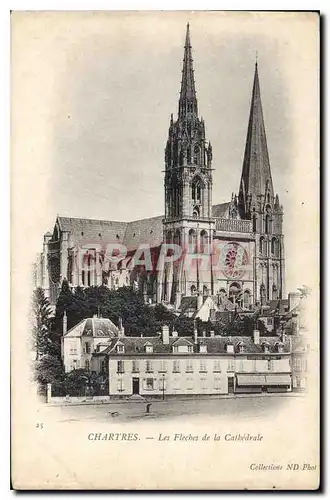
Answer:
(35, 24, 285, 310)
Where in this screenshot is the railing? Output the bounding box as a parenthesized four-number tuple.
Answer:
(215, 218, 253, 233)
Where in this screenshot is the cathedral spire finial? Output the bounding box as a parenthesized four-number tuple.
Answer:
(178, 23, 198, 119)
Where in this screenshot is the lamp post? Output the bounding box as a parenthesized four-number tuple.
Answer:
(161, 374, 165, 401)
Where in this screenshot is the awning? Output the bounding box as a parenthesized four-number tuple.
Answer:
(236, 374, 266, 386)
(265, 375, 291, 386)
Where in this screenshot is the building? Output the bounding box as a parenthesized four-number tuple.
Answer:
(91, 325, 291, 397)
(61, 313, 120, 372)
(36, 24, 285, 310)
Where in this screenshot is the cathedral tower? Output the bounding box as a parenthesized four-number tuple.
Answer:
(238, 62, 285, 303)
(161, 24, 214, 303)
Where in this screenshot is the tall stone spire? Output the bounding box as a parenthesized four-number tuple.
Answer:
(238, 62, 274, 216)
(178, 23, 198, 120)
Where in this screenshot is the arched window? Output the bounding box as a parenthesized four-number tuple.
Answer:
(194, 145, 200, 165)
(260, 283, 266, 305)
(229, 282, 241, 304)
(271, 237, 278, 256)
(191, 285, 197, 295)
(188, 229, 197, 253)
(267, 193, 270, 203)
(203, 285, 208, 296)
(192, 206, 200, 218)
(200, 230, 208, 253)
(265, 205, 272, 234)
(243, 289, 251, 309)
(272, 284, 278, 300)
(192, 177, 202, 205)
(259, 236, 265, 255)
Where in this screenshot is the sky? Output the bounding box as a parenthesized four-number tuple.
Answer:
(11, 11, 319, 293)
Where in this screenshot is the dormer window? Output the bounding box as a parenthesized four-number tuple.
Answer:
(117, 343, 125, 354)
(262, 343, 270, 353)
(276, 343, 284, 353)
(199, 344, 207, 354)
(237, 342, 244, 353)
(144, 342, 153, 354)
(226, 343, 234, 354)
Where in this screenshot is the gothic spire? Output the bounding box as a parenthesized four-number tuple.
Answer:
(178, 23, 198, 120)
(238, 62, 274, 215)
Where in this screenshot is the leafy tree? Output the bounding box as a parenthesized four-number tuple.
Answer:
(31, 288, 57, 359)
(63, 369, 107, 396)
(34, 354, 65, 396)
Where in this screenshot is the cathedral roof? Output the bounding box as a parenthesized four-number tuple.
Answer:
(238, 62, 274, 211)
(54, 202, 232, 251)
(57, 217, 127, 244)
(212, 202, 231, 218)
(123, 215, 164, 252)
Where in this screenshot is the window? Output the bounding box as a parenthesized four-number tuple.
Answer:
(188, 229, 197, 253)
(199, 360, 207, 372)
(101, 360, 107, 373)
(173, 377, 181, 390)
(200, 231, 208, 253)
(173, 360, 180, 373)
(85, 359, 90, 371)
(117, 343, 124, 353)
(159, 360, 167, 373)
(259, 237, 265, 255)
(243, 290, 251, 309)
(187, 345, 193, 353)
(295, 358, 302, 371)
(268, 359, 274, 371)
(145, 378, 154, 390)
(186, 360, 193, 373)
(227, 359, 235, 371)
(145, 344, 153, 354)
(213, 359, 221, 372)
(84, 342, 91, 354)
(263, 344, 270, 353)
(117, 360, 124, 373)
(82, 270, 85, 285)
(199, 344, 207, 354)
(117, 378, 124, 392)
(267, 318, 273, 326)
(186, 377, 194, 390)
(265, 214, 271, 234)
(146, 360, 153, 373)
(214, 378, 222, 390)
(69, 345, 77, 354)
(194, 146, 200, 165)
(132, 360, 140, 373)
(191, 285, 197, 295)
(201, 377, 208, 390)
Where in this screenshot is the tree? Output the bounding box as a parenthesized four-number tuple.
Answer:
(31, 288, 55, 360)
(34, 354, 65, 396)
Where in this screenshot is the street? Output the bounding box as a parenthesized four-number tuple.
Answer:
(45, 394, 301, 424)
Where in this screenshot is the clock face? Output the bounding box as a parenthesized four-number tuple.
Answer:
(220, 242, 249, 279)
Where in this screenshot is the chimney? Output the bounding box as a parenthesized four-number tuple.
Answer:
(197, 291, 203, 311)
(63, 311, 67, 335)
(118, 316, 125, 337)
(253, 329, 260, 345)
(193, 320, 198, 344)
(162, 325, 170, 345)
